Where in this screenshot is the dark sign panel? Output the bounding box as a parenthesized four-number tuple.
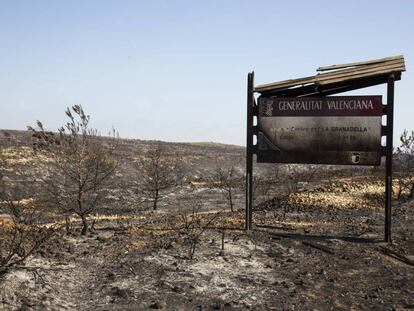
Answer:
(257, 96, 383, 165)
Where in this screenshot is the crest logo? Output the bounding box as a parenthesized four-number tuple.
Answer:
(261, 98, 273, 116)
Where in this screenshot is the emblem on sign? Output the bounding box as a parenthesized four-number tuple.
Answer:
(351, 153, 361, 164)
(260, 98, 273, 116)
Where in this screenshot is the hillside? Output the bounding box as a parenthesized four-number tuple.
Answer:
(1, 128, 413, 310)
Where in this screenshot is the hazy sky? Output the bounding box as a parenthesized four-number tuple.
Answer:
(0, 0, 413, 145)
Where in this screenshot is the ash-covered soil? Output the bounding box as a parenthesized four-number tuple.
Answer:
(1, 135, 413, 310)
(1, 177, 414, 311)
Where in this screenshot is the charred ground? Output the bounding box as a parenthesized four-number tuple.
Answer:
(0, 130, 413, 311)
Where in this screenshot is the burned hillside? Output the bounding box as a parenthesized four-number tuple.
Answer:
(1, 124, 414, 310)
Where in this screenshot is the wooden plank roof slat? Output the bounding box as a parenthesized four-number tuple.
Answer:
(317, 63, 406, 85)
(315, 59, 405, 82)
(318, 66, 405, 86)
(317, 55, 404, 72)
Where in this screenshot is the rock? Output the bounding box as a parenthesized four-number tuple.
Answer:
(107, 271, 116, 281)
(19, 298, 35, 311)
(317, 269, 327, 275)
(111, 286, 129, 298)
(148, 301, 163, 309)
(171, 286, 183, 293)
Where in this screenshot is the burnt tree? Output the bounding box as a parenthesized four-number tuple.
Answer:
(29, 105, 118, 235)
(395, 129, 414, 201)
(138, 143, 183, 211)
(210, 166, 240, 212)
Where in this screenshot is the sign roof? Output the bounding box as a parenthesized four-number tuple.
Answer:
(255, 55, 405, 96)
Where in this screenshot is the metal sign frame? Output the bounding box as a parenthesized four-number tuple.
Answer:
(245, 71, 396, 243)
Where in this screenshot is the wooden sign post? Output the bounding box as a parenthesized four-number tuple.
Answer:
(385, 74, 395, 243)
(245, 56, 405, 242)
(245, 71, 254, 231)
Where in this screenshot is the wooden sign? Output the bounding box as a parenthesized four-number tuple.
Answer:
(257, 96, 383, 165)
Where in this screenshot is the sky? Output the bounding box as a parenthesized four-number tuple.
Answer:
(0, 0, 413, 146)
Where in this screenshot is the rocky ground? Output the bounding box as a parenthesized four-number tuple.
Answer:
(1, 177, 414, 311)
